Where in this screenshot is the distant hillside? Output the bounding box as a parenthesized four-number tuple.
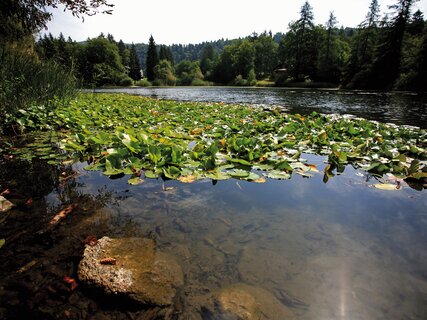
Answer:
(132, 32, 285, 69)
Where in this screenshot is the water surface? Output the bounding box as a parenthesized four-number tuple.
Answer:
(94, 87, 427, 128)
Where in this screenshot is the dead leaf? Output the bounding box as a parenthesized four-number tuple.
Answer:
(0, 195, 14, 213)
(49, 204, 77, 226)
(373, 183, 401, 191)
(63, 276, 78, 291)
(177, 175, 197, 183)
(307, 164, 319, 173)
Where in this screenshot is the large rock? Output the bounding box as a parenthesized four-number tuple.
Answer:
(78, 236, 183, 306)
(217, 284, 295, 320)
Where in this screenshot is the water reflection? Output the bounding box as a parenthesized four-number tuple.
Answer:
(93, 87, 427, 128)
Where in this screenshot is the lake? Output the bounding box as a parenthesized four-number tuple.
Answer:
(94, 86, 427, 129)
(0, 88, 426, 319)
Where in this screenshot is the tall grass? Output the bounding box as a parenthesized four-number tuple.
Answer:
(0, 47, 77, 133)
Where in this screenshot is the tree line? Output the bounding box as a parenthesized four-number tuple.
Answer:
(6, 0, 427, 91)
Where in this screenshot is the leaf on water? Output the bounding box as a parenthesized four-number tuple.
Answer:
(306, 164, 319, 172)
(373, 183, 401, 191)
(144, 171, 159, 179)
(266, 171, 291, 180)
(253, 176, 267, 183)
(228, 169, 250, 178)
(0, 238, 5, 249)
(128, 177, 144, 185)
(177, 175, 197, 183)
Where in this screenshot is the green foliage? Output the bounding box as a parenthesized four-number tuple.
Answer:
(135, 79, 152, 87)
(278, 1, 320, 82)
(153, 60, 176, 86)
(0, 47, 76, 132)
(175, 60, 204, 85)
(11, 93, 427, 185)
(78, 36, 126, 86)
(253, 32, 278, 79)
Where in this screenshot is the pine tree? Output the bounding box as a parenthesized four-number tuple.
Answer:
(117, 40, 129, 67)
(368, 0, 416, 89)
(146, 35, 158, 81)
(342, 0, 380, 87)
(129, 44, 141, 80)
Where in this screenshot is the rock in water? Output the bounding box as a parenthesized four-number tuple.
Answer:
(217, 284, 295, 320)
(78, 236, 183, 306)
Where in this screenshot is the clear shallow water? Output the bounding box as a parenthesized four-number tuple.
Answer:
(71, 157, 427, 319)
(1, 88, 427, 318)
(1, 153, 424, 319)
(94, 87, 427, 128)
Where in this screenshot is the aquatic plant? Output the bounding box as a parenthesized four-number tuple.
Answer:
(8, 93, 427, 185)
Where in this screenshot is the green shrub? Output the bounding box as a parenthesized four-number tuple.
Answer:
(119, 75, 133, 87)
(135, 79, 152, 87)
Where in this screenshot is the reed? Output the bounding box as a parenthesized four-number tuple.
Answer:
(0, 47, 77, 133)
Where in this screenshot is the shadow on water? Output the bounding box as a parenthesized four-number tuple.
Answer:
(93, 87, 427, 129)
(1, 151, 427, 319)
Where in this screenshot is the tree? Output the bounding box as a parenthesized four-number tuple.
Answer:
(253, 32, 278, 79)
(0, 0, 113, 43)
(200, 44, 216, 80)
(78, 36, 125, 86)
(146, 35, 158, 81)
(317, 12, 346, 83)
(367, 0, 417, 89)
(279, 1, 320, 81)
(342, 0, 380, 87)
(117, 39, 130, 67)
(128, 44, 141, 80)
(159, 45, 174, 65)
(153, 60, 176, 86)
(175, 60, 204, 85)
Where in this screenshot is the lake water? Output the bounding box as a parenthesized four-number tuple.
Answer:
(94, 87, 427, 128)
(1, 89, 426, 319)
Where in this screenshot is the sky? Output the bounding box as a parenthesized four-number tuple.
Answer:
(43, 0, 427, 45)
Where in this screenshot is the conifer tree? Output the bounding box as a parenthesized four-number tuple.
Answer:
(129, 44, 141, 80)
(146, 35, 158, 81)
(367, 0, 417, 89)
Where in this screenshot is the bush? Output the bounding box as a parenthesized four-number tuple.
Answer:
(119, 75, 133, 87)
(0, 47, 76, 133)
(135, 79, 152, 87)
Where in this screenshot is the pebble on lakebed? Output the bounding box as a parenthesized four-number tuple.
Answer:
(78, 236, 184, 306)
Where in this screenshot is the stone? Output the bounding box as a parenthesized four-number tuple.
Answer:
(216, 284, 295, 320)
(78, 236, 183, 306)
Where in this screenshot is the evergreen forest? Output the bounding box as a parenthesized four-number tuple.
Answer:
(33, 0, 427, 91)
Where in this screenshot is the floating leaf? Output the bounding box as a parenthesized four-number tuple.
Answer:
(0, 238, 5, 249)
(266, 171, 291, 180)
(128, 177, 144, 185)
(177, 175, 197, 183)
(373, 183, 401, 191)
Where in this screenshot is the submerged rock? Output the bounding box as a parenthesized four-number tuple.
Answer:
(78, 236, 183, 306)
(216, 284, 294, 320)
